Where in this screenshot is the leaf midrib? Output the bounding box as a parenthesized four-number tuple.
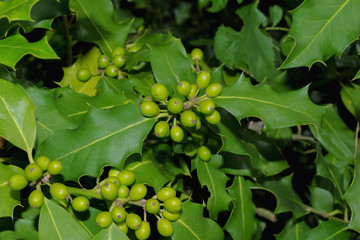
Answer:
(44, 200, 63, 240)
(177, 219, 201, 240)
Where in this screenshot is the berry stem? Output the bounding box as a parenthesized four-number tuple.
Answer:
(197, 94, 208, 102)
(67, 186, 103, 200)
(27, 151, 35, 164)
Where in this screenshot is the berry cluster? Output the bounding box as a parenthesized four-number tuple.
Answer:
(76, 46, 127, 82)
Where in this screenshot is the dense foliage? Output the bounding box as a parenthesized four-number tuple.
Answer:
(1, 0, 360, 239)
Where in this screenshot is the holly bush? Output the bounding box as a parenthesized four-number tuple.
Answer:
(0, 0, 360, 239)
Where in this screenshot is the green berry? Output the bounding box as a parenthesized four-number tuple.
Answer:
(198, 146, 211, 161)
(177, 81, 191, 96)
(96, 211, 113, 228)
(129, 183, 147, 200)
(24, 163, 43, 181)
(164, 197, 182, 213)
(167, 97, 184, 114)
(157, 218, 174, 237)
(36, 156, 51, 171)
(101, 182, 118, 200)
(157, 187, 176, 202)
(113, 54, 126, 68)
(77, 68, 91, 82)
(50, 183, 69, 200)
(163, 210, 180, 221)
(97, 55, 110, 69)
(118, 170, 136, 186)
(145, 199, 160, 214)
(180, 110, 197, 128)
(195, 118, 201, 130)
(105, 65, 119, 78)
(126, 213, 142, 230)
(47, 160, 63, 175)
(72, 196, 90, 212)
(206, 83, 222, 98)
(142, 96, 153, 102)
(191, 48, 203, 61)
(199, 99, 215, 115)
(184, 143, 197, 157)
(205, 110, 221, 124)
(117, 221, 128, 234)
(8, 174, 28, 190)
(28, 189, 44, 208)
(154, 121, 170, 138)
(112, 47, 125, 57)
(196, 71, 211, 89)
(118, 185, 130, 198)
(105, 176, 121, 188)
(151, 83, 169, 101)
(111, 206, 127, 223)
(170, 126, 184, 143)
(140, 101, 160, 117)
(135, 221, 151, 240)
(187, 84, 198, 99)
(108, 167, 121, 177)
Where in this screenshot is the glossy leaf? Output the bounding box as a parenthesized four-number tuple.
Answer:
(303, 220, 349, 240)
(269, 5, 282, 27)
(0, 0, 39, 22)
(0, 79, 36, 158)
(14, 207, 39, 240)
(276, 220, 310, 240)
(340, 85, 360, 120)
(0, 163, 23, 218)
(224, 176, 257, 240)
(214, 74, 325, 131)
(197, 156, 231, 219)
(280, 0, 360, 69)
(39, 198, 91, 240)
(0, 33, 58, 69)
(69, 0, 133, 56)
(92, 223, 129, 240)
(207, 0, 228, 13)
(172, 201, 224, 240)
(354, 69, 360, 80)
(149, 34, 196, 94)
(345, 156, 360, 232)
(36, 104, 156, 181)
(310, 186, 333, 213)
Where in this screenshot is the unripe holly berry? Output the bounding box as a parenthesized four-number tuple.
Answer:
(117, 221, 128, 234)
(50, 183, 69, 200)
(118, 170, 136, 186)
(187, 84, 198, 99)
(111, 206, 127, 223)
(206, 83, 222, 98)
(36, 156, 51, 171)
(167, 97, 184, 114)
(126, 213, 142, 230)
(140, 101, 160, 117)
(177, 81, 191, 96)
(205, 110, 221, 124)
(164, 197, 182, 213)
(191, 48, 203, 61)
(112, 47, 125, 57)
(154, 121, 170, 138)
(145, 198, 160, 214)
(135, 221, 151, 240)
(113, 54, 126, 68)
(105, 176, 121, 188)
(129, 183, 147, 200)
(196, 71, 211, 89)
(77, 68, 91, 82)
(184, 143, 197, 157)
(96, 211, 112, 228)
(47, 160, 63, 175)
(199, 99, 215, 115)
(72, 196, 90, 212)
(8, 174, 28, 190)
(108, 167, 121, 177)
(142, 96, 153, 102)
(97, 55, 110, 69)
(180, 110, 197, 128)
(170, 126, 184, 142)
(118, 184, 130, 198)
(105, 65, 119, 78)
(24, 163, 43, 181)
(157, 218, 174, 237)
(28, 189, 44, 208)
(101, 182, 118, 200)
(195, 118, 201, 130)
(157, 187, 176, 202)
(198, 146, 211, 161)
(163, 209, 180, 221)
(151, 83, 169, 101)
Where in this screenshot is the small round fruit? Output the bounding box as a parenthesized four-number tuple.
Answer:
(157, 218, 174, 237)
(205, 110, 221, 124)
(118, 170, 136, 186)
(97, 55, 110, 68)
(72, 196, 90, 212)
(164, 197, 182, 213)
(101, 182, 118, 200)
(24, 163, 43, 181)
(36, 156, 50, 171)
(142, 96, 153, 102)
(191, 48, 203, 61)
(113, 54, 126, 68)
(170, 126, 184, 143)
(167, 98, 184, 114)
(180, 111, 197, 128)
(198, 146, 211, 161)
(126, 213, 142, 230)
(105, 65, 119, 78)
(199, 99, 215, 115)
(111, 206, 127, 223)
(157, 187, 176, 202)
(8, 174, 28, 190)
(77, 68, 91, 82)
(195, 118, 201, 130)
(154, 121, 170, 138)
(206, 83, 222, 98)
(47, 160, 63, 175)
(117, 221, 128, 234)
(177, 81, 191, 96)
(112, 47, 125, 57)
(135, 221, 151, 240)
(108, 168, 120, 177)
(163, 210, 180, 221)
(50, 183, 69, 200)
(187, 84, 198, 99)
(129, 184, 147, 200)
(184, 143, 197, 157)
(28, 190, 44, 208)
(96, 211, 113, 228)
(105, 176, 121, 188)
(140, 101, 160, 117)
(118, 185, 130, 198)
(151, 83, 168, 101)
(196, 71, 211, 89)
(145, 199, 160, 214)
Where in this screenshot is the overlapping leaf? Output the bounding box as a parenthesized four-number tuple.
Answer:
(36, 103, 156, 181)
(340, 85, 360, 120)
(276, 220, 310, 240)
(0, 0, 39, 22)
(92, 223, 129, 240)
(214, 74, 326, 131)
(280, 0, 360, 69)
(345, 156, 360, 232)
(303, 220, 349, 240)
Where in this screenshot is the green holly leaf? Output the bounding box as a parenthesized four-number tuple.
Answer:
(92, 223, 129, 240)
(14, 207, 39, 240)
(345, 156, 360, 232)
(172, 201, 224, 240)
(340, 85, 360, 120)
(269, 5, 282, 27)
(310, 184, 334, 213)
(69, 0, 133, 56)
(0, 32, 58, 69)
(149, 34, 196, 94)
(354, 69, 360, 80)
(303, 220, 349, 240)
(214, 74, 325, 131)
(0, 0, 39, 22)
(224, 176, 257, 240)
(275, 220, 310, 240)
(36, 104, 156, 181)
(0, 163, 23, 218)
(280, 0, 360, 69)
(197, 156, 231, 219)
(0, 79, 36, 161)
(207, 0, 228, 13)
(39, 198, 91, 240)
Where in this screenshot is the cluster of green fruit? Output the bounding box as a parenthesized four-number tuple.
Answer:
(76, 46, 126, 82)
(95, 168, 182, 239)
